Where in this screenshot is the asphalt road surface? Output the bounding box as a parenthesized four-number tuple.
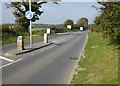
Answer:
(2, 31, 88, 84)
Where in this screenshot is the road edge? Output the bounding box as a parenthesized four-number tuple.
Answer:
(67, 33, 89, 84)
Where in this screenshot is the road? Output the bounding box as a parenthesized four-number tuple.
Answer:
(2, 31, 88, 84)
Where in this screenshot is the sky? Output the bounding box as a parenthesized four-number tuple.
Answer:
(0, 1, 101, 24)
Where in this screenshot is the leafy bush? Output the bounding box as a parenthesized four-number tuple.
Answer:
(110, 28, 120, 44)
(56, 27, 70, 33)
(2, 24, 16, 38)
(13, 25, 29, 36)
(63, 19, 74, 29)
(1, 24, 29, 39)
(2, 24, 11, 33)
(93, 2, 120, 46)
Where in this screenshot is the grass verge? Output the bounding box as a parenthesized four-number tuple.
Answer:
(2, 35, 42, 45)
(71, 32, 118, 84)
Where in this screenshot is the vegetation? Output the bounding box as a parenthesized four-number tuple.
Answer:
(92, 1, 120, 47)
(77, 17, 88, 30)
(32, 28, 55, 35)
(72, 32, 118, 84)
(1, 27, 44, 45)
(63, 19, 74, 29)
(2, 35, 42, 45)
(7, 1, 47, 31)
(1, 24, 29, 45)
(31, 24, 63, 29)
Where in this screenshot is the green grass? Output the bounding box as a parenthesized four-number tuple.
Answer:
(1, 28, 46, 45)
(0, 41, 2, 45)
(2, 35, 42, 45)
(2, 37, 17, 45)
(32, 28, 46, 31)
(71, 32, 118, 84)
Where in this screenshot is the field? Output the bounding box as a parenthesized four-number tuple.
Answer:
(32, 28, 46, 31)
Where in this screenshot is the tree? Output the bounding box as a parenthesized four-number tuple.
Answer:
(8, 0, 60, 32)
(94, 1, 120, 44)
(63, 19, 74, 29)
(49, 24, 57, 33)
(77, 17, 88, 30)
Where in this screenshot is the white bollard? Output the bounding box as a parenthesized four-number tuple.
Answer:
(44, 33, 48, 43)
(17, 36, 25, 50)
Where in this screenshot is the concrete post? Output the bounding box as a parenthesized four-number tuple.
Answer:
(44, 33, 48, 43)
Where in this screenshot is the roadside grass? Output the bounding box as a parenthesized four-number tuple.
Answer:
(2, 37, 17, 45)
(0, 41, 2, 45)
(32, 28, 46, 31)
(2, 35, 42, 45)
(1, 28, 46, 45)
(71, 32, 118, 84)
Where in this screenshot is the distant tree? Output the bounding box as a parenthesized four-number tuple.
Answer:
(77, 17, 88, 30)
(63, 19, 74, 29)
(49, 25, 57, 32)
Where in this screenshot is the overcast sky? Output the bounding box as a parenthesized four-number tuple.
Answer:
(0, 1, 101, 24)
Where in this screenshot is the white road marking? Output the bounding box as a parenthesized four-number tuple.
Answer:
(0, 58, 23, 69)
(0, 56, 14, 62)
